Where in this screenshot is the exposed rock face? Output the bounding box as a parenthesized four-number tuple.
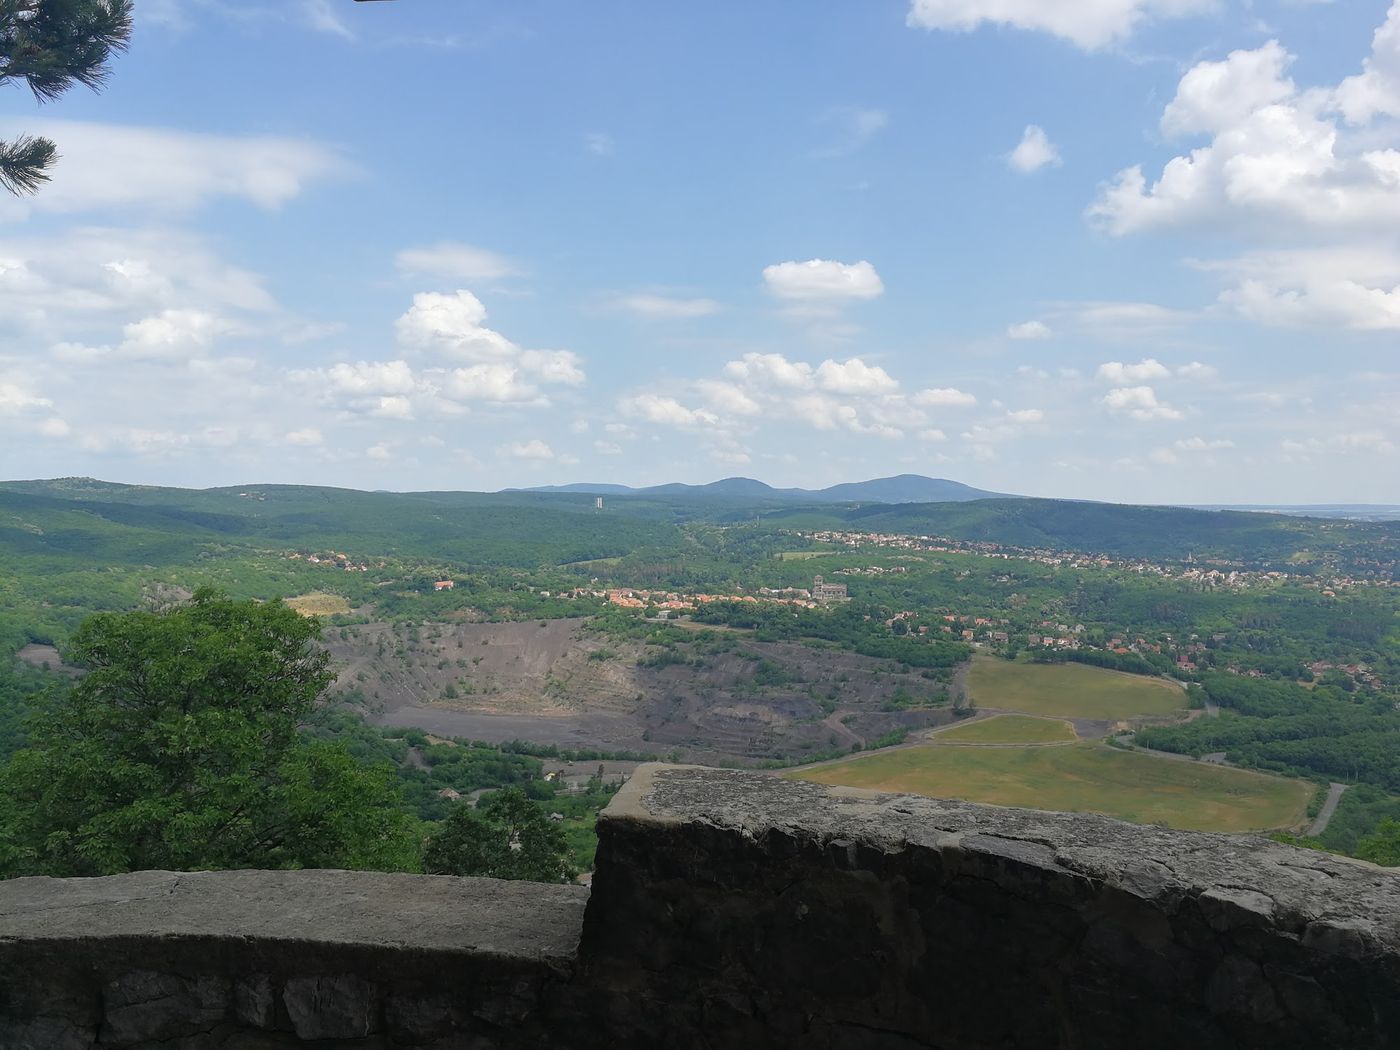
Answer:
(2, 766, 1399, 1048)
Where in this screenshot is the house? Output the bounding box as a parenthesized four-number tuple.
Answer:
(811, 576, 849, 602)
(434, 580, 455, 591)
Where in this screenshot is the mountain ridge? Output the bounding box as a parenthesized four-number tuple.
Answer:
(512, 473, 1009, 504)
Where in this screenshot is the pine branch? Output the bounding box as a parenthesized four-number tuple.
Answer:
(0, 133, 56, 195)
(0, 0, 134, 102)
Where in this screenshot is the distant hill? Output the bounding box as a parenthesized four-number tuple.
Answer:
(518, 474, 1008, 504)
(761, 498, 1400, 566)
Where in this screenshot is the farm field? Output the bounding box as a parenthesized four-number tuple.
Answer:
(968, 654, 1184, 720)
(791, 742, 1312, 832)
(284, 592, 352, 617)
(935, 714, 1076, 744)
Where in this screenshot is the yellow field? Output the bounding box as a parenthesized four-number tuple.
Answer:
(935, 714, 1076, 745)
(791, 742, 1311, 833)
(284, 592, 351, 617)
(969, 655, 1184, 719)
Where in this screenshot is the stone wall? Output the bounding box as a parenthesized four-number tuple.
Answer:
(3, 765, 1399, 1048)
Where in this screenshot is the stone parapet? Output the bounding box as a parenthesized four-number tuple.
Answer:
(3, 765, 1399, 1048)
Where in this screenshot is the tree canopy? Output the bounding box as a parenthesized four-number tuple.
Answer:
(0, 0, 133, 195)
(423, 786, 576, 883)
(0, 588, 418, 877)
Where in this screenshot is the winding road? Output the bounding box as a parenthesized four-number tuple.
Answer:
(1308, 782, 1350, 837)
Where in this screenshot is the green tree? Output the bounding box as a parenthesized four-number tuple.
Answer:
(0, 588, 419, 877)
(423, 787, 576, 883)
(1356, 820, 1400, 867)
(1, 0, 133, 195)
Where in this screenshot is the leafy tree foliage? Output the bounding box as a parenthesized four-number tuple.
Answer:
(422, 787, 576, 882)
(0, 0, 133, 195)
(1356, 820, 1400, 867)
(0, 589, 418, 877)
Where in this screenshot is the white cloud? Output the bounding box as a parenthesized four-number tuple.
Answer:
(610, 293, 722, 319)
(0, 120, 349, 219)
(1175, 436, 1233, 450)
(1089, 18, 1400, 237)
(723, 353, 815, 389)
(0, 381, 51, 413)
(913, 387, 977, 407)
(395, 243, 522, 282)
(621, 394, 720, 428)
(303, 0, 353, 38)
(1096, 358, 1170, 384)
(762, 259, 884, 303)
(594, 440, 622, 455)
(1007, 125, 1061, 174)
(1102, 385, 1184, 421)
(1177, 361, 1217, 380)
(120, 309, 230, 358)
(585, 133, 615, 156)
(519, 350, 585, 387)
(815, 357, 898, 396)
(906, 0, 1209, 51)
(918, 428, 947, 441)
(501, 439, 557, 461)
(285, 427, 323, 446)
(37, 417, 70, 438)
(396, 290, 517, 361)
(1007, 408, 1044, 423)
(318, 360, 419, 396)
(1007, 320, 1052, 340)
(1202, 247, 1400, 330)
(696, 380, 761, 416)
(442, 364, 540, 405)
(1334, 2, 1400, 124)
(366, 444, 392, 461)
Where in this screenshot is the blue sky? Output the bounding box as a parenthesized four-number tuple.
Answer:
(2, 0, 1399, 503)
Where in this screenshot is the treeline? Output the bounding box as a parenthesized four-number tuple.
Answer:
(1136, 674, 1400, 791)
(689, 601, 970, 669)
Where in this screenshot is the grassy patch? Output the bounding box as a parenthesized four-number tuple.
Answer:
(778, 551, 828, 561)
(791, 742, 1311, 833)
(284, 592, 351, 617)
(935, 714, 1076, 745)
(969, 654, 1183, 720)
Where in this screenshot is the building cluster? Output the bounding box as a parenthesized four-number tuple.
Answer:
(792, 530, 1396, 590)
(285, 550, 373, 572)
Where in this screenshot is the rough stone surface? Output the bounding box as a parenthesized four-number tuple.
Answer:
(578, 765, 1400, 1048)
(0, 869, 586, 1049)
(3, 766, 1400, 1048)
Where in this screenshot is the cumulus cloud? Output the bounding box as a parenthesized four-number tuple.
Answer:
(814, 357, 898, 396)
(0, 380, 52, 414)
(394, 243, 522, 282)
(0, 120, 349, 220)
(762, 259, 884, 303)
(913, 387, 977, 407)
(906, 0, 1209, 51)
(396, 290, 517, 360)
(120, 309, 231, 359)
(1089, 17, 1400, 237)
(1007, 320, 1052, 340)
(1201, 247, 1400, 330)
(1102, 385, 1184, 421)
(1006, 408, 1044, 423)
(1096, 358, 1170, 384)
(723, 353, 815, 389)
(620, 394, 720, 428)
(1006, 126, 1061, 174)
